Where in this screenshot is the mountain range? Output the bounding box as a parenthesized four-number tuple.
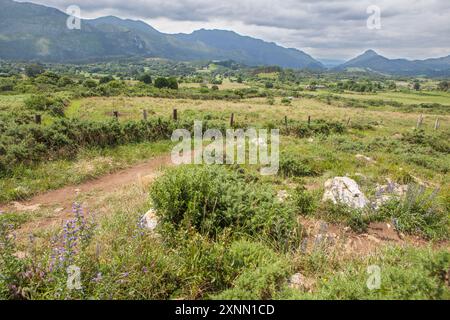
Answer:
(335, 50, 450, 76)
(1, 0, 450, 76)
(0, 0, 323, 69)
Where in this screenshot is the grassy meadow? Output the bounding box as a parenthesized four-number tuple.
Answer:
(0, 67, 449, 300)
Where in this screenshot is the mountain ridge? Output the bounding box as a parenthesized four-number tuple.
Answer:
(336, 50, 450, 76)
(0, 0, 323, 69)
(1, 0, 450, 75)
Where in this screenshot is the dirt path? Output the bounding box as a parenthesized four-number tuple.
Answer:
(1, 153, 173, 215)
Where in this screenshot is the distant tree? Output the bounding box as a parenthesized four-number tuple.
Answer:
(154, 77, 170, 89)
(0, 78, 15, 92)
(413, 81, 421, 91)
(99, 75, 114, 84)
(211, 85, 219, 91)
(265, 82, 274, 89)
(138, 73, 152, 84)
(237, 76, 243, 83)
(387, 81, 397, 90)
(35, 72, 60, 85)
(167, 77, 179, 90)
(83, 79, 97, 88)
(58, 76, 74, 87)
(25, 64, 45, 78)
(437, 81, 449, 92)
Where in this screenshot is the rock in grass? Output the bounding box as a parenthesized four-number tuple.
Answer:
(288, 273, 315, 292)
(141, 209, 158, 231)
(373, 179, 408, 209)
(277, 190, 289, 202)
(355, 154, 376, 164)
(322, 177, 368, 209)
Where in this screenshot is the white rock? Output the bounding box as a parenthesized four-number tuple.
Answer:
(372, 180, 408, 209)
(322, 177, 368, 209)
(277, 190, 289, 202)
(141, 209, 158, 231)
(288, 273, 315, 292)
(355, 154, 376, 164)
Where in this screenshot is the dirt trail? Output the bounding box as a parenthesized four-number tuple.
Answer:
(0, 153, 173, 215)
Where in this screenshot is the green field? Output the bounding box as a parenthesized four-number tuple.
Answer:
(324, 90, 450, 105)
(0, 65, 449, 300)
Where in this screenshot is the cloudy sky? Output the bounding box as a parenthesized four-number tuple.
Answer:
(18, 0, 450, 60)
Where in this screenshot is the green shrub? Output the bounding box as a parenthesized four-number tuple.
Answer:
(285, 119, 346, 138)
(402, 130, 450, 154)
(292, 187, 317, 215)
(154, 77, 178, 89)
(318, 201, 370, 233)
(279, 154, 320, 178)
(24, 94, 65, 116)
(83, 79, 97, 88)
(150, 165, 297, 246)
(376, 185, 449, 240)
(138, 73, 152, 84)
(281, 97, 291, 105)
(0, 78, 16, 92)
(99, 75, 114, 84)
(0, 118, 176, 174)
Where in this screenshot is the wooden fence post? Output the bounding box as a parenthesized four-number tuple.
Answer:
(308, 116, 311, 126)
(417, 114, 424, 128)
(143, 110, 148, 121)
(173, 109, 178, 121)
(35, 114, 41, 124)
(230, 113, 234, 127)
(434, 117, 440, 130)
(284, 115, 288, 129)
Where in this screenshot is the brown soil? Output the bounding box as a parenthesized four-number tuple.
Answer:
(1, 154, 172, 213)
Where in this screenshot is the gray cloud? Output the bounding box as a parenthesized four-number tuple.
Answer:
(16, 0, 450, 60)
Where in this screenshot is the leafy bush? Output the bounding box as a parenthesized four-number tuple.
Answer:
(83, 79, 97, 88)
(24, 94, 66, 116)
(292, 187, 317, 215)
(279, 154, 321, 178)
(213, 261, 290, 300)
(285, 119, 346, 138)
(0, 78, 16, 92)
(402, 129, 450, 154)
(138, 73, 152, 84)
(24, 64, 45, 78)
(99, 75, 114, 84)
(154, 77, 178, 89)
(318, 201, 370, 233)
(0, 118, 176, 174)
(281, 97, 291, 105)
(150, 165, 297, 246)
(376, 185, 449, 240)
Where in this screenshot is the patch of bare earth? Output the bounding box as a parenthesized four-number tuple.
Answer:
(1, 154, 173, 236)
(298, 217, 444, 257)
